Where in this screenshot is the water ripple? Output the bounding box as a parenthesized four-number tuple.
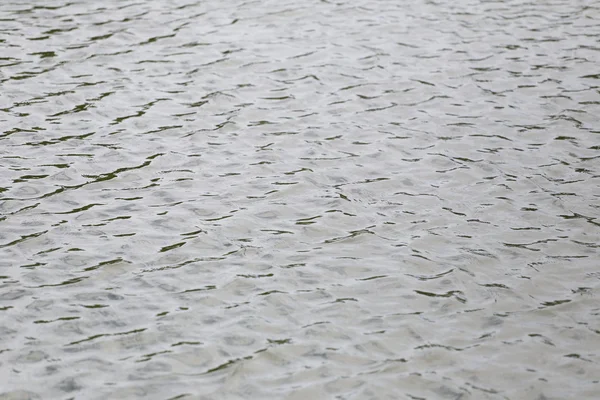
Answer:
(1, 0, 599, 399)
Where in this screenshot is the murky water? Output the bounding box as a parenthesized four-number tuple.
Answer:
(1, 0, 599, 398)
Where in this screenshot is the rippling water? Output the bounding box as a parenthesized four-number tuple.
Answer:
(1, 0, 599, 398)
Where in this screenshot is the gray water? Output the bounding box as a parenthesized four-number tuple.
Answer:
(1, 0, 599, 399)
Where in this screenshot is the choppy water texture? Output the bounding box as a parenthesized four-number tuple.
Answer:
(1, 0, 599, 398)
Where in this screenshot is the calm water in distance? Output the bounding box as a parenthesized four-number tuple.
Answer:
(1, 0, 599, 399)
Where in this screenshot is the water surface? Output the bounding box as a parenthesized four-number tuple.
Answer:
(1, 0, 599, 399)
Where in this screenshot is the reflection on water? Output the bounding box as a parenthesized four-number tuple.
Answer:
(1, 0, 599, 398)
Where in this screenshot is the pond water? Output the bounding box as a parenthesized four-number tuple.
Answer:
(1, 0, 599, 399)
